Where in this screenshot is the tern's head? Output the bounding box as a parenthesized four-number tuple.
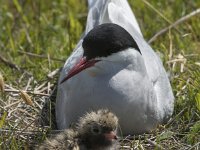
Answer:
(77, 109, 118, 149)
(61, 23, 141, 83)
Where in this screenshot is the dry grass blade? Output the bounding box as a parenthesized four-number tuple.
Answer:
(47, 68, 60, 79)
(142, 0, 172, 24)
(0, 55, 21, 70)
(188, 142, 200, 150)
(18, 50, 65, 62)
(149, 8, 200, 43)
(195, 62, 200, 67)
(0, 73, 4, 92)
(4, 89, 50, 96)
(20, 90, 34, 106)
(146, 139, 164, 149)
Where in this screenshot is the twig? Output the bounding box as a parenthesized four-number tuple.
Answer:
(34, 100, 43, 110)
(19, 119, 36, 135)
(47, 82, 51, 94)
(4, 100, 21, 109)
(8, 108, 17, 117)
(148, 8, 200, 43)
(17, 109, 36, 119)
(25, 77, 33, 91)
(0, 73, 4, 92)
(120, 145, 132, 149)
(168, 29, 173, 60)
(47, 68, 60, 79)
(166, 107, 187, 126)
(34, 81, 48, 91)
(18, 50, 65, 62)
(146, 139, 164, 149)
(4, 89, 50, 96)
(48, 53, 51, 70)
(188, 142, 200, 150)
(0, 129, 62, 135)
(18, 72, 26, 83)
(167, 58, 186, 63)
(0, 55, 21, 70)
(37, 84, 54, 93)
(195, 62, 200, 67)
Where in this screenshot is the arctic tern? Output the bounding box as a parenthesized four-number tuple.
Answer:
(56, 0, 174, 135)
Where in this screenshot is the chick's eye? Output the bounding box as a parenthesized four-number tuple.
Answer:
(93, 128, 99, 133)
(91, 126, 101, 134)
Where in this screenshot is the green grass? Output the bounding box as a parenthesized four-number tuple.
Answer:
(0, 0, 200, 149)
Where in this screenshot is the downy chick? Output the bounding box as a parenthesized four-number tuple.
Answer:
(38, 109, 119, 150)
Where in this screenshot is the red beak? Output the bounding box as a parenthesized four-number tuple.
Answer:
(104, 131, 118, 140)
(60, 57, 100, 84)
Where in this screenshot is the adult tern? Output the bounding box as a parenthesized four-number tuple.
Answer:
(56, 0, 174, 135)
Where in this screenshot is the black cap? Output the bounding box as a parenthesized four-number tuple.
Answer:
(82, 23, 141, 60)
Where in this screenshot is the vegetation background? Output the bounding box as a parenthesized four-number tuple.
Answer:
(0, 0, 199, 149)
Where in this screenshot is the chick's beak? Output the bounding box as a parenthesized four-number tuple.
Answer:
(104, 131, 118, 140)
(60, 57, 100, 83)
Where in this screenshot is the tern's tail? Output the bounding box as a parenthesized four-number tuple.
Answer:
(86, 0, 142, 36)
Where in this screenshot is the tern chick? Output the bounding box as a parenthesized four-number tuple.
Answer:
(39, 109, 119, 150)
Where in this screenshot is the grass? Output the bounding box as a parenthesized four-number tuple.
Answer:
(0, 0, 200, 149)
